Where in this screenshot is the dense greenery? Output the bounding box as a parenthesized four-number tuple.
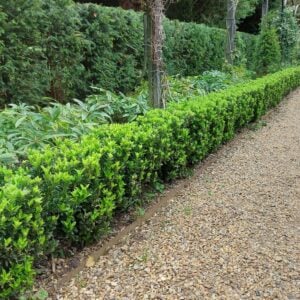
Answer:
(1, 67, 300, 298)
(272, 8, 299, 65)
(0, 1, 300, 298)
(0, 70, 245, 165)
(0, 1, 257, 105)
(0, 167, 46, 299)
(0, 0, 49, 105)
(255, 24, 281, 75)
(80, 0, 261, 30)
(254, 8, 299, 75)
(166, 0, 260, 28)
(0, 0, 86, 105)
(76, 0, 299, 34)
(164, 19, 256, 76)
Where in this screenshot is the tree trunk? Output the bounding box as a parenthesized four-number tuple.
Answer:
(262, 0, 269, 17)
(226, 0, 237, 64)
(144, 0, 165, 108)
(281, 0, 288, 12)
(143, 12, 152, 83)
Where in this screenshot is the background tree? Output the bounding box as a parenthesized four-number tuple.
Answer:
(276, 7, 298, 63)
(255, 17, 281, 75)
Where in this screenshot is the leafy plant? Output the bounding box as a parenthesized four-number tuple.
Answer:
(86, 87, 149, 123)
(0, 69, 245, 166)
(0, 0, 50, 106)
(138, 70, 250, 103)
(0, 167, 46, 299)
(271, 8, 299, 65)
(255, 21, 281, 75)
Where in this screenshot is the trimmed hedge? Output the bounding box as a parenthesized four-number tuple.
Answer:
(0, 167, 45, 299)
(0, 2, 257, 105)
(1, 67, 300, 297)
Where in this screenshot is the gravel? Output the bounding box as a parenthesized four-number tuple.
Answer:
(54, 90, 300, 300)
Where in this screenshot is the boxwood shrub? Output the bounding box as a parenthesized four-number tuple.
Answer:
(0, 167, 45, 299)
(1, 67, 300, 298)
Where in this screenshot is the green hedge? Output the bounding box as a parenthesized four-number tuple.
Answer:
(0, 2, 257, 105)
(0, 0, 86, 105)
(1, 67, 300, 297)
(74, 4, 257, 95)
(0, 167, 45, 299)
(164, 19, 256, 76)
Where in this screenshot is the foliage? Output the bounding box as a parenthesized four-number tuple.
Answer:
(144, 70, 250, 102)
(165, 0, 260, 28)
(40, 0, 87, 102)
(78, 4, 257, 94)
(77, 4, 144, 95)
(0, 0, 86, 105)
(262, 9, 299, 65)
(0, 2, 257, 105)
(0, 70, 245, 166)
(0, 7, 5, 55)
(163, 19, 256, 76)
(0, 94, 148, 165)
(0, 0, 49, 106)
(0, 167, 45, 299)
(1, 67, 300, 298)
(255, 22, 281, 75)
(292, 33, 300, 64)
(86, 88, 149, 123)
(274, 8, 299, 65)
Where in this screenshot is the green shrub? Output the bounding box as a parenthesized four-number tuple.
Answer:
(0, 167, 46, 299)
(27, 138, 122, 246)
(77, 5, 257, 95)
(0, 0, 86, 105)
(260, 9, 299, 66)
(0, 0, 50, 106)
(40, 0, 87, 102)
(77, 4, 144, 95)
(272, 8, 299, 65)
(255, 24, 281, 75)
(25, 66, 300, 250)
(163, 19, 256, 76)
(2, 67, 300, 299)
(292, 34, 300, 64)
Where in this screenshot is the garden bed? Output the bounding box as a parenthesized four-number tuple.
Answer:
(1, 67, 300, 298)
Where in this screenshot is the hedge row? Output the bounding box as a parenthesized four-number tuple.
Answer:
(1, 67, 300, 297)
(81, 4, 256, 93)
(0, 2, 257, 105)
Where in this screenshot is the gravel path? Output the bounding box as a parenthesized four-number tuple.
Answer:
(56, 90, 300, 300)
